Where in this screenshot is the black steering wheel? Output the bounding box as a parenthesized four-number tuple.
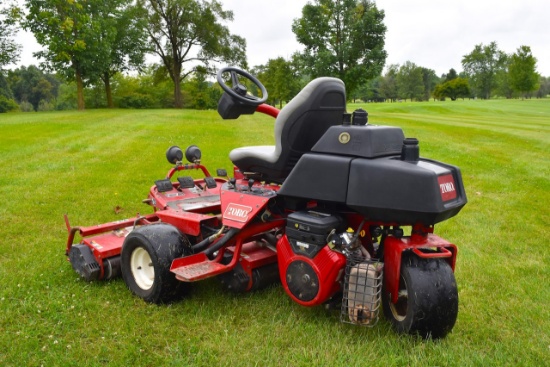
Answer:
(217, 66, 268, 105)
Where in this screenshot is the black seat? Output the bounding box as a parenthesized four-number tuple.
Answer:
(229, 77, 346, 183)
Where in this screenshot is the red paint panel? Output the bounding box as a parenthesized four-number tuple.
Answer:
(220, 190, 270, 229)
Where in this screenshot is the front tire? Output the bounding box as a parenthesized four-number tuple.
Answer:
(121, 223, 192, 304)
(383, 252, 458, 339)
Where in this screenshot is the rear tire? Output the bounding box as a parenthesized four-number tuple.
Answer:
(121, 223, 192, 304)
(382, 252, 458, 339)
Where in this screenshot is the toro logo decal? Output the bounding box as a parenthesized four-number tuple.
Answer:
(224, 203, 253, 223)
(438, 174, 457, 201)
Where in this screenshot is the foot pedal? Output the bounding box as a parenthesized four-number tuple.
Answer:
(178, 176, 195, 189)
(204, 176, 217, 189)
(155, 179, 173, 192)
(170, 253, 231, 281)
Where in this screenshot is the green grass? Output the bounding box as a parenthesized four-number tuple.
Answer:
(0, 99, 548, 366)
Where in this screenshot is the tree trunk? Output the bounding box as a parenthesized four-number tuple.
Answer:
(104, 72, 113, 108)
(76, 68, 85, 110)
(173, 74, 183, 108)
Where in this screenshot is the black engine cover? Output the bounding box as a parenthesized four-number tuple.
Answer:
(346, 157, 466, 224)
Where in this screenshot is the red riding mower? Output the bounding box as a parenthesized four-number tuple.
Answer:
(65, 67, 467, 339)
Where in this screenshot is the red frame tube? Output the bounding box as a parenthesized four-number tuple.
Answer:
(384, 230, 457, 304)
(64, 213, 159, 255)
(170, 219, 285, 281)
(166, 163, 211, 179)
(256, 104, 279, 118)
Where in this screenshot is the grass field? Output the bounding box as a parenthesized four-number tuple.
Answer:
(0, 99, 548, 366)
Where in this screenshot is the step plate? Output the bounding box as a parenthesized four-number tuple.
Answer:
(172, 261, 229, 282)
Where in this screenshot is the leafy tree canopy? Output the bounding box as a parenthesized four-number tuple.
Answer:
(433, 78, 470, 101)
(462, 41, 507, 99)
(254, 57, 302, 108)
(443, 68, 458, 82)
(23, 0, 111, 109)
(397, 61, 423, 101)
(0, 4, 21, 70)
(137, 0, 246, 108)
(379, 64, 399, 102)
(292, 0, 387, 98)
(508, 45, 540, 97)
(7, 65, 60, 110)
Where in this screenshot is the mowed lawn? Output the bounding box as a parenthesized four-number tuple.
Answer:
(0, 98, 548, 366)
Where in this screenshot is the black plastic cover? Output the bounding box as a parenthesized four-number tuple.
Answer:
(155, 179, 173, 192)
(204, 176, 217, 189)
(278, 154, 352, 202)
(217, 92, 257, 119)
(69, 245, 100, 281)
(286, 210, 344, 258)
(346, 157, 467, 224)
(287, 210, 344, 236)
(311, 125, 405, 158)
(177, 176, 195, 189)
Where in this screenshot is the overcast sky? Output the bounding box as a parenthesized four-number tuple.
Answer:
(13, 0, 550, 76)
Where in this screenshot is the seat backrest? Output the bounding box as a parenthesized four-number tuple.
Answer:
(273, 77, 346, 175)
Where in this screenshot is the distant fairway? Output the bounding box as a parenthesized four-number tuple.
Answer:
(0, 98, 548, 366)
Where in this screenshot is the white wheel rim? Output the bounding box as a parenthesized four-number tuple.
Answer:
(390, 278, 409, 322)
(130, 247, 154, 290)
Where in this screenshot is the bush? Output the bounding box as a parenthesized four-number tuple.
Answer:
(117, 93, 156, 109)
(55, 83, 77, 110)
(19, 101, 35, 112)
(0, 96, 19, 112)
(38, 99, 55, 111)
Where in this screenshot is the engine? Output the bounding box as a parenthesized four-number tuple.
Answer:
(277, 210, 347, 306)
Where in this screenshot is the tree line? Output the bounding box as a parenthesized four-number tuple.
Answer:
(357, 42, 546, 103)
(1, 0, 547, 113)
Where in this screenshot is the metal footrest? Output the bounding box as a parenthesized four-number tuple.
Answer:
(170, 253, 231, 281)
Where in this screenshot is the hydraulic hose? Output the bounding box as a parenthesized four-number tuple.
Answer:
(203, 227, 240, 258)
(192, 226, 226, 253)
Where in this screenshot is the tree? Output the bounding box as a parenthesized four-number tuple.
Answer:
(397, 61, 423, 101)
(462, 41, 507, 99)
(379, 64, 398, 102)
(536, 76, 550, 98)
(433, 78, 470, 101)
(255, 57, 301, 108)
(7, 65, 60, 110)
(137, 0, 246, 108)
(21, 1, 145, 110)
(0, 73, 12, 99)
(361, 75, 384, 102)
(22, 0, 110, 109)
(182, 69, 221, 110)
(443, 68, 458, 82)
(292, 0, 387, 98)
(494, 58, 514, 99)
(92, 1, 149, 108)
(508, 45, 540, 98)
(0, 4, 21, 69)
(420, 67, 439, 101)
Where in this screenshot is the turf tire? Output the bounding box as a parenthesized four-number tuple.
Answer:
(382, 252, 458, 339)
(121, 223, 192, 304)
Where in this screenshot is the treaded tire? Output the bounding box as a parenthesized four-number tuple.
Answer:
(121, 223, 192, 304)
(382, 252, 458, 339)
